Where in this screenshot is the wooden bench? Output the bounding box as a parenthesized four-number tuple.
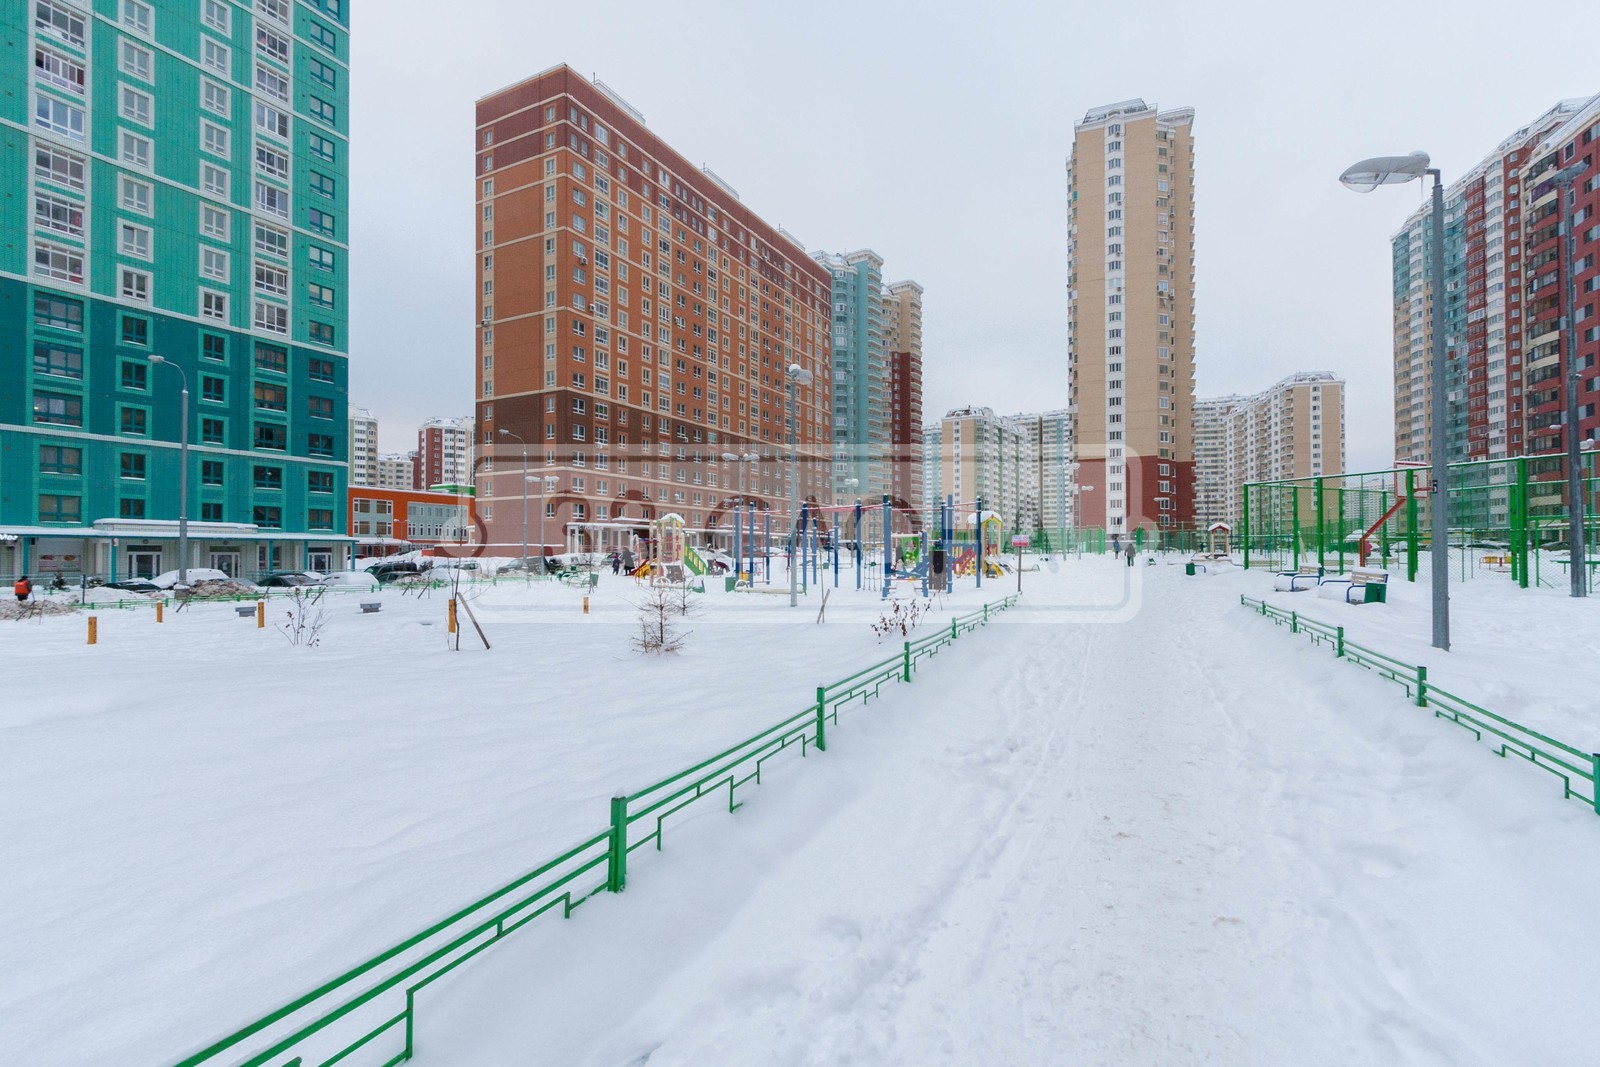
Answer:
(360, 602, 381, 614)
(1320, 567, 1388, 604)
(1272, 564, 1324, 592)
(235, 606, 256, 617)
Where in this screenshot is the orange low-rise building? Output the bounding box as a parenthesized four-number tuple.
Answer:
(347, 486, 475, 558)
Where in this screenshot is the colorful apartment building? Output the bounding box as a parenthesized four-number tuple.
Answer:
(348, 485, 471, 558)
(1067, 99, 1197, 537)
(1, 0, 352, 581)
(472, 65, 832, 555)
(886, 280, 924, 516)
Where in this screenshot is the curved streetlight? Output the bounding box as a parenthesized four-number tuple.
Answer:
(497, 428, 528, 565)
(1340, 150, 1450, 650)
(147, 355, 188, 586)
(785, 363, 813, 606)
(527, 474, 559, 566)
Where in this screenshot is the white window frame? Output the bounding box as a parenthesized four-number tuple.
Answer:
(254, 222, 289, 259)
(202, 79, 230, 116)
(201, 163, 229, 198)
(254, 101, 288, 139)
(201, 121, 229, 158)
(37, 47, 87, 94)
(255, 25, 290, 63)
(34, 93, 85, 141)
(120, 222, 152, 260)
(34, 192, 84, 237)
(120, 175, 152, 215)
(121, 0, 154, 36)
(120, 130, 152, 170)
(201, 38, 230, 75)
(254, 300, 289, 335)
(254, 65, 290, 103)
(201, 289, 228, 321)
(200, 247, 230, 283)
(35, 144, 85, 190)
(34, 241, 85, 284)
(254, 181, 289, 219)
(201, 203, 230, 240)
(37, 1, 86, 47)
(121, 267, 152, 302)
(254, 143, 289, 180)
(120, 85, 153, 126)
(254, 264, 289, 297)
(202, 0, 230, 33)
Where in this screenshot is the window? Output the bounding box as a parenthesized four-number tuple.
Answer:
(254, 343, 288, 373)
(120, 453, 147, 480)
(308, 395, 334, 419)
(310, 172, 336, 199)
(120, 360, 148, 390)
(120, 406, 148, 436)
(308, 209, 336, 236)
(34, 392, 82, 426)
(121, 268, 151, 302)
(36, 1, 86, 47)
(309, 358, 336, 382)
(255, 102, 289, 139)
(201, 502, 224, 522)
(308, 321, 335, 346)
(34, 93, 85, 140)
(255, 182, 289, 219)
(34, 293, 83, 331)
(35, 192, 84, 236)
(310, 96, 337, 126)
(308, 57, 337, 88)
(39, 495, 81, 523)
(259, 0, 289, 22)
(203, 79, 230, 115)
(202, 417, 226, 444)
(254, 222, 289, 258)
(121, 223, 152, 260)
(33, 342, 82, 378)
(255, 24, 290, 62)
(121, 0, 153, 35)
(255, 65, 289, 103)
(308, 283, 335, 308)
(202, 376, 225, 402)
(202, 333, 227, 361)
(308, 509, 334, 531)
(308, 470, 334, 493)
(35, 145, 84, 190)
(254, 302, 288, 334)
(308, 433, 335, 457)
(308, 19, 338, 53)
(201, 247, 229, 282)
(254, 264, 289, 297)
(37, 47, 86, 93)
(121, 131, 152, 169)
(34, 243, 84, 284)
(40, 445, 83, 476)
(308, 246, 335, 272)
(201, 204, 230, 239)
(253, 465, 283, 490)
(201, 290, 228, 321)
(120, 316, 148, 346)
(121, 86, 153, 126)
(202, 0, 229, 31)
(202, 122, 229, 158)
(253, 424, 287, 451)
(254, 143, 290, 180)
(120, 176, 152, 215)
(308, 133, 337, 163)
(202, 37, 229, 74)
(252, 506, 282, 528)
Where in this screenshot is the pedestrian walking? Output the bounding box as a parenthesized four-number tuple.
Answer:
(611, 552, 621, 576)
(1111, 536, 1122, 558)
(14, 574, 32, 602)
(1123, 542, 1136, 567)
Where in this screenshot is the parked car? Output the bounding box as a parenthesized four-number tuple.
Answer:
(259, 571, 323, 588)
(102, 577, 162, 593)
(150, 567, 235, 589)
(318, 570, 382, 592)
(368, 560, 427, 584)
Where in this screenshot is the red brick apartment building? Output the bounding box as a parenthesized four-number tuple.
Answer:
(473, 66, 832, 555)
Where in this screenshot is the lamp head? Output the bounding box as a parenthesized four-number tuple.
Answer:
(148, 355, 167, 364)
(1339, 150, 1431, 192)
(786, 363, 813, 385)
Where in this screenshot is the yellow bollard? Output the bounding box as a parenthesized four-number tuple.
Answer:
(256, 600, 265, 628)
(448, 597, 458, 633)
(155, 601, 164, 624)
(583, 594, 590, 615)
(87, 615, 97, 645)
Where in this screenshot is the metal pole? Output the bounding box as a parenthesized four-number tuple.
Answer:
(855, 498, 862, 590)
(881, 494, 891, 600)
(1427, 170, 1451, 648)
(976, 494, 983, 589)
(1558, 167, 1589, 597)
(178, 382, 189, 586)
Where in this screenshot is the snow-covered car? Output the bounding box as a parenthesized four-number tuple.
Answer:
(102, 577, 162, 593)
(150, 567, 234, 589)
(259, 571, 324, 588)
(317, 570, 382, 592)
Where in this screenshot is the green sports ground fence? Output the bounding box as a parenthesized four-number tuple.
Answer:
(168, 594, 1021, 1067)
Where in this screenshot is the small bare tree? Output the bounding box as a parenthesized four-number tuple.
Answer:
(633, 584, 692, 654)
(871, 598, 931, 641)
(277, 586, 329, 647)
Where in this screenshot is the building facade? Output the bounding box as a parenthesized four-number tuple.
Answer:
(349, 406, 377, 485)
(816, 249, 887, 504)
(2, 0, 353, 581)
(473, 65, 832, 555)
(1008, 409, 1074, 542)
(1391, 99, 1588, 466)
(375, 451, 416, 491)
(922, 406, 1037, 534)
(415, 415, 472, 490)
(886, 280, 924, 516)
(348, 485, 471, 558)
(1193, 372, 1346, 528)
(1067, 99, 1197, 537)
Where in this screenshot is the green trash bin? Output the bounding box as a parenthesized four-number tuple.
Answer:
(1185, 562, 1197, 576)
(1364, 582, 1387, 604)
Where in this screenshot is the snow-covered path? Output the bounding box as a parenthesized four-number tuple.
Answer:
(419, 565, 1600, 1065)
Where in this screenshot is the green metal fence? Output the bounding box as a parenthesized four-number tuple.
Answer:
(170, 593, 1022, 1067)
(1240, 595, 1598, 813)
(1240, 452, 1600, 588)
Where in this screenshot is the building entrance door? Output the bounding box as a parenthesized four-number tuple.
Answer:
(127, 548, 161, 578)
(209, 551, 240, 577)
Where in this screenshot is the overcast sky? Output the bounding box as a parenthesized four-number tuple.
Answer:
(349, 0, 1592, 471)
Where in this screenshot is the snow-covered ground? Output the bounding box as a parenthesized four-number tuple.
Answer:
(4, 558, 1597, 1065)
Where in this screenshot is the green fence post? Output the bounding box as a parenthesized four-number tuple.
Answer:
(815, 685, 827, 752)
(1290, 611, 1298, 634)
(1415, 665, 1428, 708)
(1405, 470, 1419, 583)
(903, 641, 912, 682)
(983, 603, 989, 623)
(1336, 626, 1345, 658)
(1315, 476, 1326, 572)
(1515, 456, 1530, 590)
(1292, 485, 1302, 568)
(607, 795, 628, 893)
(951, 617, 958, 641)
(1242, 482, 1251, 568)
(1591, 754, 1600, 815)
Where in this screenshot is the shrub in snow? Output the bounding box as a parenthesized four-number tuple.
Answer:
(872, 599, 931, 641)
(277, 587, 329, 647)
(633, 584, 694, 654)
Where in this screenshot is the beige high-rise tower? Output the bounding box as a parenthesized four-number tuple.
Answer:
(1067, 100, 1197, 538)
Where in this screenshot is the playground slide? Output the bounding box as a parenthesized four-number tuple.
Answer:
(683, 546, 709, 576)
(629, 562, 652, 579)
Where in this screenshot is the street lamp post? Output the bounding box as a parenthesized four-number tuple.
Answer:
(1551, 162, 1590, 597)
(785, 363, 813, 607)
(1341, 150, 1451, 650)
(529, 474, 558, 566)
(497, 429, 529, 566)
(148, 356, 189, 586)
(722, 451, 740, 577)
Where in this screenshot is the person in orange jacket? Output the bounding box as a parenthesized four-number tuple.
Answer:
(14, 575, 32, 602)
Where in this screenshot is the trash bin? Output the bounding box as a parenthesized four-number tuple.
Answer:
(1185, 562, 1196, 576)
(1364, 582, 1386, 604)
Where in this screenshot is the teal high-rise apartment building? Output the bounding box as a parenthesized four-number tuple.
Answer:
(1, 0, 351, 581)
